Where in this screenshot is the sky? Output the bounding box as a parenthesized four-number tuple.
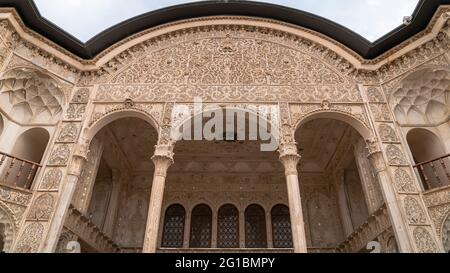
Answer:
(33, 0, 420, 43)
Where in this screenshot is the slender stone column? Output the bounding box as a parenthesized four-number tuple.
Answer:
(333, 170, 354, 237)
(266, 211, 274, 248)
(183, 210, 191, 249)
(279, 143, 308, 253)
(102, 169, 123, 237)
(239, 210, 245, 248)
(366, 139, 414, 253)
(211, 209, 218, 248)
(42, 144, 89, 253)
(142, 144, 174, 253)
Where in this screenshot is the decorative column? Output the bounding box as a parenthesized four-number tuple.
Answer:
(279, 143, 308, 253)
(183, 210, 191, 249)
(266, 211, 274, 248)
(142, 144, 174, 253)
(333, 170, 354, 237)
(42, 144, 88, 252)
(366, 139, 413, 253)
(102, 169, 123, 237)
(362, 84, 444, 253)
(239, 210, 245, 248)
(211, 209, 218, 248)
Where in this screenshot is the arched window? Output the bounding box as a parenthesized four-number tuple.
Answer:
(190, 204, 212, 248)
(2, 128, 49, 188)
(271, 204, 293, 248)
(407, 128, 449, 189)
(161, 204, 186, 248)
(245, 204, 267, 248)
(217, 204, 239, 248)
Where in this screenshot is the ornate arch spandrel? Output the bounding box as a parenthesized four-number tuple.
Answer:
(86, 106, 163, 142)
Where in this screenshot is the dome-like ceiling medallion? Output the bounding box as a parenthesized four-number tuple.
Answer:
(0, 68, 65, 123)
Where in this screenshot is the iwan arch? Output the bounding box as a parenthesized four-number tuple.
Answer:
(0, 0, 449, 253)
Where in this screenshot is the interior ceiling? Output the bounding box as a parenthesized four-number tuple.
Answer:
(98, 117, 358, 175)
(105, 118, 158, 172)
(296, 119, 351, 172)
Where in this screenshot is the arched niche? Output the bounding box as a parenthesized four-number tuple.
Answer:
(407, 128, 445, 164)
(172, 106, 279, 152)
(86, 109, 159, 142)
(407, 128, 449, 189)
(0, 68, 65, 125)
(190, 204, 212, 248)
(2, 127, 50, 188)
(11, 127, 50, 163)
(295, 111, 372, 140)
(161, 204, 186, 248)
(392, 68, 450, 126)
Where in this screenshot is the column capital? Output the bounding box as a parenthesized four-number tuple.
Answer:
(365, 138, 387, 173)
(151, 144, 175, 177)
(279, 142, 301, 176)
(67, 143, 89, 177)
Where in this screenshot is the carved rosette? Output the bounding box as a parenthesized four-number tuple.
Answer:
(278, 143, 301, 176)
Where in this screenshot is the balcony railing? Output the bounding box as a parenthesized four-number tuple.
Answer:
(0, 151, 42, 190)
(414, 154, 450, 191)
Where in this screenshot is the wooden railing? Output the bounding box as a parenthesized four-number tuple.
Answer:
(414, 154, 450, 190)
(0, 151, 41, 190)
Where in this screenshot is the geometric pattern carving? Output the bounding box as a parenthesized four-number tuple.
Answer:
(27, 193, 54, 221)
(112, 37, 348, 86)
(378, 124, 398, 142)
(57, 123, 80, 143)
(386, 145, 408, 166)
(245, 204, 267, 248)
(413, 227, 439, 253)
(15, 222, 44, 253)
(271, 204, 293, 248)
(39, 169, 63, 191)
(161, 204, 186, 248)
(65, 104, 86, 120)
(189, 204, 212, 248)
(217, 204, 239, 248)
(404, 196, 427, 225)
(367, 86, 385, 103)
(48, 145, 71, 166)
(71, 88, 89, 104)
(0, 68, 64, 121)
(394, 169, 417, 193)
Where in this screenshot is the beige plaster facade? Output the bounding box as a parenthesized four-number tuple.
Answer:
(0, 6, 449, 253)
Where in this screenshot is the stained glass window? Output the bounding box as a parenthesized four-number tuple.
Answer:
(245, 204, 267, 248)
(217, 204, 239, 248)
(161, 204, 186, 248)
(271, 204, 293, 248)
(190, 204, 212, 248)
